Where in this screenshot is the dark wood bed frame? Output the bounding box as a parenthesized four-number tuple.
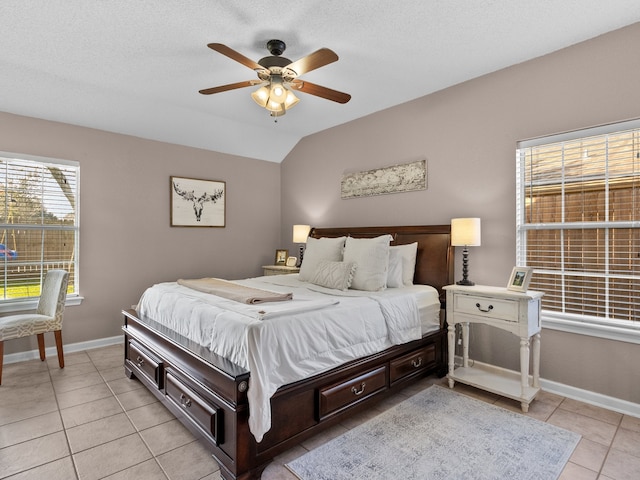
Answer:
(122, 225, 453, 479)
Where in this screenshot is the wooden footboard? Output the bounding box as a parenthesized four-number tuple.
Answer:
(123, 309, 447, 479)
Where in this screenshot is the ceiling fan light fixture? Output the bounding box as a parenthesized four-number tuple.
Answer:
(268, 76, 287, 103)
(250, 85, 270, 108)
(266, 99, 284, 113)
(284, 90, 299, 109)
(252, 76, 299, 116)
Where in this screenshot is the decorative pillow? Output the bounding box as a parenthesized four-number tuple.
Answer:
(343, 235, 393, 291)
(298, 236, 346, 282)
(391, 242, 418, 285)
(386, 247, 404, 288)
(309, 260, 357, 291)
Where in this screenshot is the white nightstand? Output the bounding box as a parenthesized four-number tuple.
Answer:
(262, 265, 300, 276)
(444, 284, 544, 412)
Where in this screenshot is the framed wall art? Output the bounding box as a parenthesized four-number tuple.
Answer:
(341, 159, 427, 199)
(507, 266, 533, 292)
(170, 176, 226, 227)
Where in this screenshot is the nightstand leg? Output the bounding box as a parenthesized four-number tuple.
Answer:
(520, 337, 530, 398)
(532, 333, 541, 388)
(447, 324, 456, 388)
(462, 322, 469, 368)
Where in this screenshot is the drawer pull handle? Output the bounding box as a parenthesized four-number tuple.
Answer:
(180, 393, 192, 408)
(136, 355, 145, 368)
(475, 303, 494, 313)
(351, 382, 366, 396)
(412, 357, 423, 368)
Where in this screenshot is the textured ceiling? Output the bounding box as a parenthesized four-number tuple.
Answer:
(2, 1, 640, 162)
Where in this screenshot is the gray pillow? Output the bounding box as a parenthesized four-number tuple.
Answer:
(309, 260, 357, 291)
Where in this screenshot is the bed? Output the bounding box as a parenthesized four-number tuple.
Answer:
(122, 225, 454, 480)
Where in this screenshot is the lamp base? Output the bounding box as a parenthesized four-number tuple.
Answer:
(457, 247, 475, 286)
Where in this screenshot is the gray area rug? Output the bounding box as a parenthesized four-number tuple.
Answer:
(286, 385, 580, 480)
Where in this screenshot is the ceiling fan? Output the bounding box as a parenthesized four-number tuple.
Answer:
(199, 39, 351, 118)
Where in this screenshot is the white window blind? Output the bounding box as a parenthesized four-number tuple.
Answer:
(0, 152, 79, 303)
(516, 120, 640, 331)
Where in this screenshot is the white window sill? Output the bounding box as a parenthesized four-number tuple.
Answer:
(0, 295, 84, 314)
(542, 312, 640, 345)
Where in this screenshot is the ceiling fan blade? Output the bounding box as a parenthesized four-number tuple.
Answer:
(207, 43, 265, 72)
(285, 48, 339, 76)
(290, 80, 351, 104)
(199, 80, 257, 95)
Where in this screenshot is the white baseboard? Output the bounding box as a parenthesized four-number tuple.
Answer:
(4, 335, 123, 365)
(7, 340, 640, 419)
(452, 357, 640, 419)
(540, 378, 640, 419)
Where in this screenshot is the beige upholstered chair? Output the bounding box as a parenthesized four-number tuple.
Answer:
(0, 269, 69, 385)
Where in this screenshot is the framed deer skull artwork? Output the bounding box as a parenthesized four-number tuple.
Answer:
(170, 176, 226, 227)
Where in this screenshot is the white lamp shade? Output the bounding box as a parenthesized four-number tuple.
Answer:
(293, 224, 311, 243)
(451, 218, 481, 246)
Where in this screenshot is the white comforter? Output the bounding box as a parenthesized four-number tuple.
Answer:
(136, 274, 440, 442)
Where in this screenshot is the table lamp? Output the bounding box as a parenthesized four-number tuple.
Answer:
(292, 224, 311, 267)
(451, 218, 481, 286)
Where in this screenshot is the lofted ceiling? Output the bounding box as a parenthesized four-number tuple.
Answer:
(2, 1, 640, 163)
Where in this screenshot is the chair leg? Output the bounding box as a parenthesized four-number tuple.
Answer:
(54, 330, 64, 369)
(37, 333, 46, 361)
(0, 340, 4, 385)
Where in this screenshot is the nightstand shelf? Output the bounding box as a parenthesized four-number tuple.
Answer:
(448, 364, 539, 405)
(262, 265, 300, 276)
(444, 284, 544, 412)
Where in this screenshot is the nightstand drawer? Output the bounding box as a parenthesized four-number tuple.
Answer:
(454, 294, 518, 322)
(262, 265, 300, 276)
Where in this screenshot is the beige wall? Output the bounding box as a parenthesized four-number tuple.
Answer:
(0, 112, 281, 355)
(281, 23, 640, 404)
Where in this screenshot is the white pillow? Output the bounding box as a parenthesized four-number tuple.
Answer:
(309, 260, 357, 291)
(386, 247, 404, 288)
(299, 236, 346, 281)
(391, 242, 418, 285)
(343, 235, 393, 291)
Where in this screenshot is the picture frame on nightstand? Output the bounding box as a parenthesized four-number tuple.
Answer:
(275, 249, 288, 266)
(285, 256, 297, 267)
(507, 266, 533, 292)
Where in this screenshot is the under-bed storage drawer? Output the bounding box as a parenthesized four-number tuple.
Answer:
(165, 371, 223, 445)
(390, 345, 436, 384)
(126, 341, 163, 389)
(318, 366, 387, 420)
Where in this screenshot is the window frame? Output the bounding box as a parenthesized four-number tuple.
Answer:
(516, 119, 640, 345)
(0, 151, 82, 312)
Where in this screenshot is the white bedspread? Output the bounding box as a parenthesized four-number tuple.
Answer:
(136, 274, 440, 442)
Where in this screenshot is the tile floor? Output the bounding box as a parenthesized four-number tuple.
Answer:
(1, 343, 640, 479)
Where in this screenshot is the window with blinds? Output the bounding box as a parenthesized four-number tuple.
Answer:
(0, 152, 79, 303)
(516, 120, 640, 330)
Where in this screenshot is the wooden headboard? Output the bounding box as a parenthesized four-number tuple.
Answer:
(309, 224, 454, 303)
